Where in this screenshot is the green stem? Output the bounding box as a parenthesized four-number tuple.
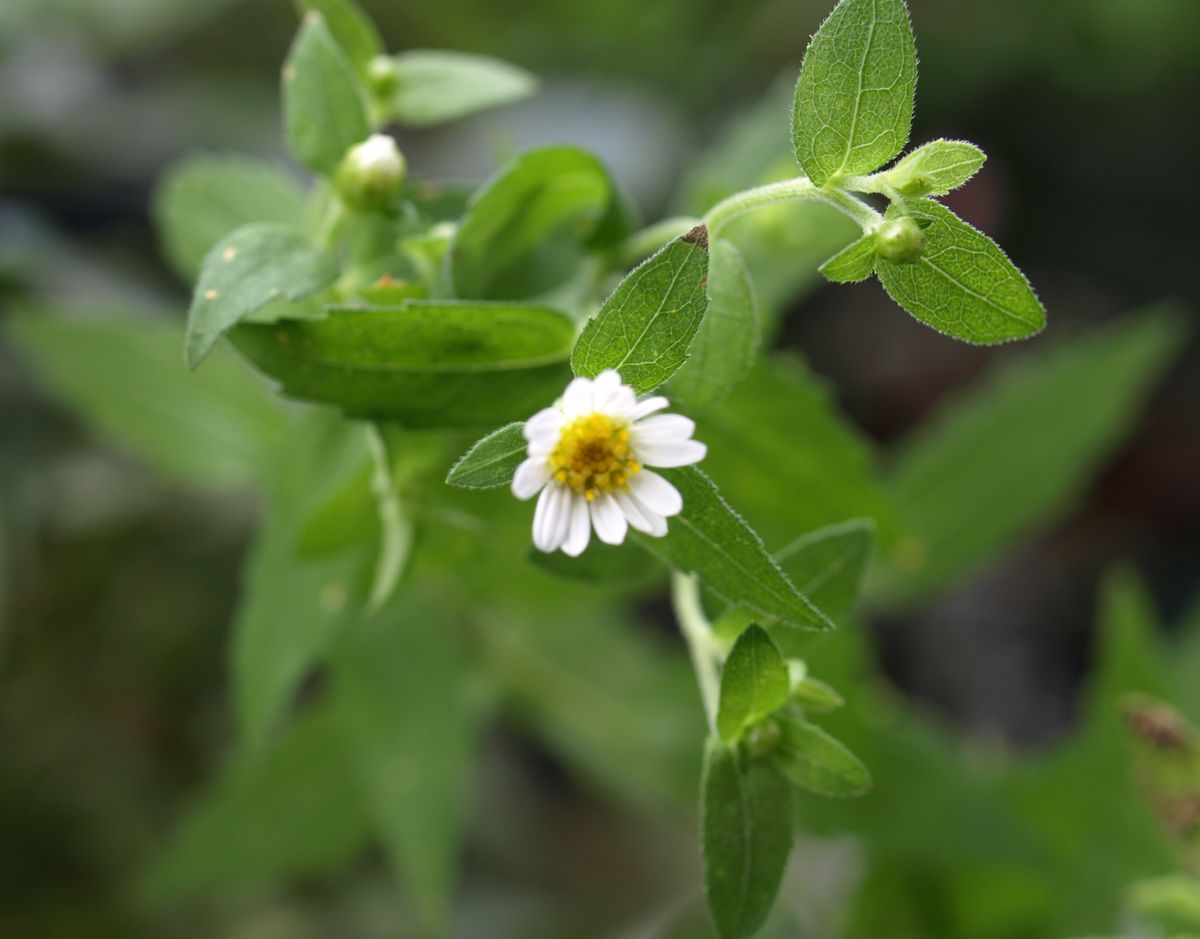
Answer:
(671, 572, 720, 730)
(703, 175, 882, 237)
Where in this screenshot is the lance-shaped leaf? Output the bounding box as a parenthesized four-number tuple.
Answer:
(153, 154, 306, 281)
(792, 0, 917, 186)
(334, 600, 475, 934)
(701, 738, 794, 939)
(669, 238, 760, 410)
(716, 625, 790, 743)
(883, 138, 986, 197)
(772, 714, 872, 797)
(450, 146, 616, 299)
(186, 223, 337, 368)
(572, 226, 710, 395)
(446, 422, 527, 489)
(384, 51, 537, 126)
(283, 11, 370, 174)
(636, 467, 833, 631)
(873, 199, 1045, 344)
(232, 301, 575, 427)
(819, 233, 876, 283)
(776, 518, 874, 627)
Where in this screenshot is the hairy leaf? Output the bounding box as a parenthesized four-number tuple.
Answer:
(776, 518, 874, 627)
(669, 238, 759, 410)
(232, 301, 574, 427)
(874, 199, 1045, 344)
(636, 468, 833, 631)
(283, 11, 370, 174)
(572, 227, 710, 394)
(446, 422, 527, 489)
(792, 0, 917, 186)
(716, 625, 790, 743)
(819, 232, 876, 283)
(386, 50, 536, 126)
(701, 738, 794, 939)
(772, 714, 872, 797)
(883, 138, 986, 197)
(186, 223, 338, 367)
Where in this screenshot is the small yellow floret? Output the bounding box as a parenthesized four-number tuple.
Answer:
(549, 412, 641, 496)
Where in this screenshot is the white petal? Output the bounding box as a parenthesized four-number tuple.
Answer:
(523, 407, 562, 443)
(629, 470, 683, 517)
(631, 414, 696, 441)
(512, 458, 551, 500)
(532, 484, 571, 552)
(590, 494, 628, 545)
(616, 491, 668, 536)
(561, 494, 592, 557)
(561, 377, 593, 416)
(634, 438, 707, 468)
(631, 396, 670, 420)
(593, 371, 636, 418)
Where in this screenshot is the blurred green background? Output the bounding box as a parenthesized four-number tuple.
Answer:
(1, 0, 1198, 936)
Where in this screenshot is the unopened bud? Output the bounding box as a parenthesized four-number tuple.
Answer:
(367, 55, 399, 96)
(335, 133, 406, 212)
(743, 719, 782, 759)
(874, 216, 926, 264)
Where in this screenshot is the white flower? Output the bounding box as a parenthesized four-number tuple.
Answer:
(512, 369, 707, 556)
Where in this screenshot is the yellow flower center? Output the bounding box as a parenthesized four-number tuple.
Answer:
(549, 412, 641, 500)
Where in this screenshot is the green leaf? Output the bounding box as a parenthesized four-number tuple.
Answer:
(527, 540, 662, 586)
(872, 307, 1188, 606)
(362, 425, 415, 612)
(636, 467, 833, 632)
(775, 518, 874, 627)
(790, 676, 845, 712)
(873, 199, 1045, 344)
(450, 145, 616, 300)
(141, 701, 370, 902)
(294, 0, 382, 76)
(186, 222, 338, 368)
(297, 463, 377, 557)
(6, 312, 283, 489)
(232, 301, 575, 427)
(572, 226, 711, 394)
(334, 599, 475, 933)
(883, 138, 987, 197)
(716, 625, 790, 743)
(701, 737, 794, 939)
(283, 11, 370, 174)
(386, 50, 537, 126)
(697, 357, 898, 551)
(792, 0, 917, 186)
(153, 154, 306, 282)
(819, 232, 876, 283)
(669, 238, 760, 410)
(772, 714, 872, 797)
(446, 422, 526, 489)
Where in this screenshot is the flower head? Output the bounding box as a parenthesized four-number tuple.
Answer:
(512, 369, 706, 556)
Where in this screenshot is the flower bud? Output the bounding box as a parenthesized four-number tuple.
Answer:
(335, 133, 406, 212)
(367, 55, 399, 96)
(874, 216, 926, 264)
(743, 719, 782, 759)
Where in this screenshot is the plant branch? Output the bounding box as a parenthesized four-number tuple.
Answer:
(703, 176, 882, 237)
(671, 571, 720, 730)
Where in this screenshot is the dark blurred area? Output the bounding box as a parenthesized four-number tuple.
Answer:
(1, 0, 1198, 935)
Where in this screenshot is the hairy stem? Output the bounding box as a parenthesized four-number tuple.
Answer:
(703, 176, 882, 237)
(671, 571, 720, 730)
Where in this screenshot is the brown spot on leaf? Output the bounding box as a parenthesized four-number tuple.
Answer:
(1124, 701, 1192, 750)
(682, 223, 709, 251)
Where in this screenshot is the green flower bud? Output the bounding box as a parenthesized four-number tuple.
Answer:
(335, 133, 406, 212)
(874, 216, 926, 264)
(367, 55, 399, 96)
(743, 719, 782, 759)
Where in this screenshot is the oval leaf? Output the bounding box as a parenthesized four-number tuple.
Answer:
(295, 0, 383, 77)
(701, 738, 794, 939)
(883, 138, 987, 197)
(669, 238, 760, 410)
(636, 467, 834, 631)
(186, 223, 338, 368)
(572, 226, 710, 395)
(716, 625, 790, 743)
(450, 145, 615, 299)
(819, 233, 876, 284)
(387, 51, 537, 126)
(792, 0, 917, 186)
(283, 11, 370, 174)
(772, 715, 871, 798)
(874, 199, 1046, 344)
(232, 301, 575, 427)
